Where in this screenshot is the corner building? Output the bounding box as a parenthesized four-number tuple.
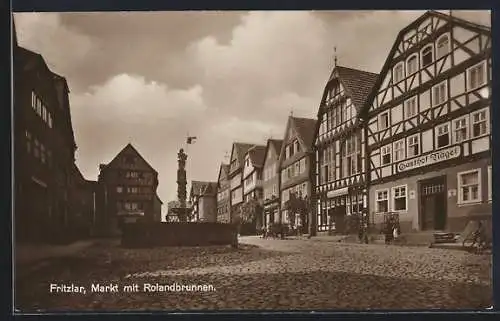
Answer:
(365, 11, 491, 233)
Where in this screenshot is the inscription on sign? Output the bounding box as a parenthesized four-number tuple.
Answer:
(397, 145, 461, 173)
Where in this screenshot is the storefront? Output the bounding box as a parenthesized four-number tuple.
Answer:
(370, 157, 492, 233)
(317, 186, 367, 234)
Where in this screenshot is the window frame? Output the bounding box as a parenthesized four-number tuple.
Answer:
(421, 44, 434, 68)
(391, 185, 408, 212)
(379, 111, 390, 130)
(435, 122, 451, 149)
(452, 115, 469, 144)
(393, 62, 404, 83)
(404, 96, 417, 119)
(471, 108, 490, 138)
(406, 54, 419, 76)
(375, 189, 389, 214)
(432, 80, 448, 107)
(457, 168, 482, 205)
(381, 145, 392, 165)
(393, 139, 406, 162)
(466, 60, 487, 91)
(407, 134, 420, 157)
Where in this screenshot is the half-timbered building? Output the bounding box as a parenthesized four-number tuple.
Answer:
(279, 116, 316, 228)
(262, 139, 283, 228)
(242, 145, 266, 202)
(97, 143, 161, 235)
(228, 142, 255, 223)
(216, 163, 231, 223)
(314, 66, 378, 234)
(364, 11, 491, 233)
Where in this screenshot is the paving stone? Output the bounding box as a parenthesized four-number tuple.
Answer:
(15, 237, 492, 311)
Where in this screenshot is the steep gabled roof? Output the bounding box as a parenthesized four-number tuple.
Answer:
(361, 10, 491, 118)
(190, 180, 210, 197)
(270, 139, 283, 154)
(334, 66, 378, 110)
(230, 142, 255, 171)
(262, 139, 284, 168)
(247, 145, 266, 168)
(102, 143, 158, 174)
(217, 163, 230, 184)
(292, 117, 317, 151)
(155, 194, 163, 204)
(201, 182, 218, 197)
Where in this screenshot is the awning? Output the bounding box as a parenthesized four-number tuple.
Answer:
(327, 187, 349, 198)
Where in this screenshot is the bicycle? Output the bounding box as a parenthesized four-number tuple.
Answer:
(462, 227, 491, 254)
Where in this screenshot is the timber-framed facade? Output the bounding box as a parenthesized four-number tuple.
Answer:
(314, 66, 378, 234)
(363, 11, 492, 233)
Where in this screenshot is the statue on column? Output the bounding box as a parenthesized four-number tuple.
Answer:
(177, 148, 188, 208)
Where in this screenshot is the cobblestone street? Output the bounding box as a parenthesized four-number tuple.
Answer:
(15, 237, 492, 312)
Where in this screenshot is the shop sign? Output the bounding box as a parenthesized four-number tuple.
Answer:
(397, 145, 461, 173)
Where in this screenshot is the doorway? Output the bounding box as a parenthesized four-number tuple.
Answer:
(419, 176, 447, 231)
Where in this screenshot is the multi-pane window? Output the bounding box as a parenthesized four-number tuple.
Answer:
(321, 145, 335, 184)
(392, 186, 407, 211)
(407, 134, 420, 157)
(471, 109, 489, 137)
(393, 63, 404, 83)
(393, 139, 405, 162)
(453, 116, 469, 143)
(381, 145, 391, 165)
(126, 171, 139, 178)
(458, 169, 481, 204)
(467, 61, 487, 91)
(407, 55, 418, 75)
(432, 81, 447, 106)
(379, 112, 389, 130)
(405, 96, 417, 119)
(375, 190, 389, 213)
(342, 133, 361, 177)
(436, 34, 450, 59)
(421, 45, 434, 67)
(25, 130, 31, 153)
(436, 123, 450, 148)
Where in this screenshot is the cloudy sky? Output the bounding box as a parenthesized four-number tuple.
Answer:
(14, 10, 490, 207)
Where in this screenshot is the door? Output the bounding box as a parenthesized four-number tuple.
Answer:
(333, 205, 346, 234)
(419, 176, 447, 231)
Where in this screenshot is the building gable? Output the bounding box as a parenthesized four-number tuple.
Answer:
(105, 143, 157, 174)
(365, 10, 491, 115)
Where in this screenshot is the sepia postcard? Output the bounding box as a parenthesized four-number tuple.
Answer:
(12, 10, 492, 312)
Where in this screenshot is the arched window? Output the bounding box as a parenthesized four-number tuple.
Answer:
(436, 34, 450, 59)
(393, 62, 404, 83)
(407, 54, 418, 76)
(421, 45, 434, 67)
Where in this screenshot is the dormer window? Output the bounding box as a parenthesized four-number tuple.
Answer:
(436, 34, 450, 59)
(421, 45, 434, 67)
(406, 54, 418, 76)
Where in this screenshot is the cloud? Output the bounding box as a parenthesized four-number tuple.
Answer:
(14, 13, 94, 80)
(70, 74, 208, 203)
(188, 11, 330, 121)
